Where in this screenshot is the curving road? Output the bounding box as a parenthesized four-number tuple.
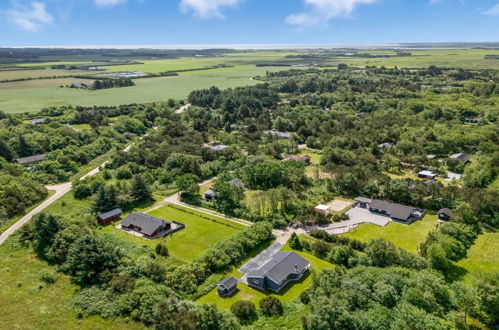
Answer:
(0, 183, 71, 245)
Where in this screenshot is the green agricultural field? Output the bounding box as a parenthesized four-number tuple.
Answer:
(0, 245, 144, 330)
(0, 68, 90, 80)
(457, 232, 499, 280)
(344, 214, 438, 253)
(197, 241, 332, 309)
(320, 49, 499, 69)
(0, 66, 286, 113)
(0, 78, 93, 90)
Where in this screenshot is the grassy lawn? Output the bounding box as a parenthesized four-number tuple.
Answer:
(344, 214, 438, 253)
(0, 190, 56, 234)
(487, 177, 499, 192)
(197, 240, 332, 309)
(70, 123, 92, 131)
(297, 149, 322, 165)
(457, 232, 499, 280)
(110, 204, 245, 263)
(0, 245, 144, 330)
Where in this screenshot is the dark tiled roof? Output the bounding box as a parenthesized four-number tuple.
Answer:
(249, 252, 310, 284)
(370, 199, 416, 221)
(16, 154, 46, 165)
(438, 208, 454, 217)
(228, 179, 245, 189)
(450, 153, 470, 163)
(355, 197, 373, 204)
(218, 276, 238, 290)
(121, 212, 170, 236)
(98, 208, 122, 220)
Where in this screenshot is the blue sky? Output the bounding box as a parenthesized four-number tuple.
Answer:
(1, 0, 498, 46)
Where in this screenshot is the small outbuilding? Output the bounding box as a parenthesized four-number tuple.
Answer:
(438, 208, 454, 221)
(315, 204, 330, 215)
(378, 142, 395, 149)
(217, 276, 238, 297)
(204, 188, 217, 202)
(16, 154, 46, 166)
(418, 170, 436, 180)
(30, 118, 45, 125)
(97, 208, 122, 225)
(450, 153, 470, 164)
(207, 145, 228, 152)
(228, 179, 246, 190)
(283, 154, 311, 163)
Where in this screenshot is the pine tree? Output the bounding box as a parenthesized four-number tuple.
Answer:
(289, 232, 303, 250)
(131, 175, 151, 202)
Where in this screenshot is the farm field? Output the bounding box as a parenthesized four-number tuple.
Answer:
(196, 241, 332, 309)
(0, 244, 144, 330)
(0, 66, 284, 113)
(344, 214, 438, 253)
(0, 68, 90, 80)
(0, 78, 93, 90)
(457, 232, 499, 280)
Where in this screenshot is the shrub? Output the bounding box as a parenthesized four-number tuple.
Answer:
(40, 271, 56, 284)
(259, 296, 283, 316)
(230, 300, 256, 321)
(155, 243, 169, 257)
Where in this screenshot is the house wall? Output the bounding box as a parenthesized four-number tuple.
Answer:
(247, 276, 265, 290)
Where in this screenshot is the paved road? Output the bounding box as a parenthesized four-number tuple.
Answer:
(0, 129, 154, 245)
(0, 183, 72, 245)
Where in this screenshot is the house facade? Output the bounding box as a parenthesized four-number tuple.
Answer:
(247, 252, 310, 292)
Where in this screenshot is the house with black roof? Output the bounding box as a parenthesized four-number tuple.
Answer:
(121, 212, 173, 238)
(438, 208, 454, 221)
(217, 276, 238, 297)
(450, 153, 470, 164)
(354, 197, 425, 223)
(247, 252, 310, 292)
(97, 208, 122, 225)
(16, 154, 46, 166)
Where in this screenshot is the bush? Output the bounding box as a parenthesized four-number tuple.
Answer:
(259, 296, 283, 316)
(155, 243, 169, 257)
(230, 300, 256, 321)
(40, 271, 56, 284)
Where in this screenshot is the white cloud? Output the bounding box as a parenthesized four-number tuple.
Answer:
(94, 0, 127, 8)
(483, 3, 499, 15)
(6, 1, 53, 31)
(180, 0, 242, 19)
(287, 0, 377, 27)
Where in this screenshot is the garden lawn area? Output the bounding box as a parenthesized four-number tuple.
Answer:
(344, 214, 438, 253)
(70, 123, 92, 131)
(196, 240, 332, 309)
(457, 232, 499, 280)
(116, 204, 245, 263)
(297, 149, 322, 165)
(0, 245, 143, 330)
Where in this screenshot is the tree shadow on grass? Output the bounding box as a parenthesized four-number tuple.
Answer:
(445, 262, 468, 282)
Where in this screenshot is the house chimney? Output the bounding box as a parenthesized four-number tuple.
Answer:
(295, 264, 298, 273)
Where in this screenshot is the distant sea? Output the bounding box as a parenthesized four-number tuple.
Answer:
(8, 42, 499, 50)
